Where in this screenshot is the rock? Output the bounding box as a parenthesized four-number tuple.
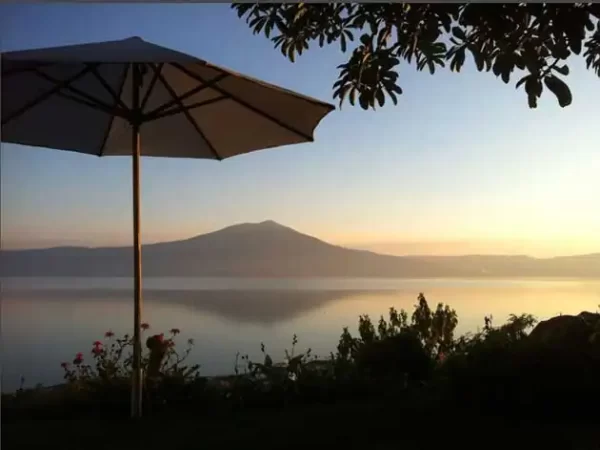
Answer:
(528, 311, 600, 349)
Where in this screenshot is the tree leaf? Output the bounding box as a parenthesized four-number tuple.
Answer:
(472, 50, 485, 71)
(585, 19, 595, 32)
(427, 60, 435, 75)
(553, 64, 570, 76)
(514, 55, 525, 71)
(515, 74, 529, 89)
(528, 92, 538, 109)
(382, 78, 401, 95)
(349, 87, 357, 106)
(524, 77, 542, 109)
(375, 88, 385, 107)
(569, 38, 582, 55)
(454, 48, 466, 72)
(336, 85, 351, 107)
(358, 92, 370, 110)
(233, 3, 590, 110)
(544, 75, 573, 107)
(452, 26, 466, 41)
(385, 88, 398, 105)
(377, 26, 389, 47)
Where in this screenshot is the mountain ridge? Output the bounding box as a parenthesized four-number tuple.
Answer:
(2, 221, 598, 278)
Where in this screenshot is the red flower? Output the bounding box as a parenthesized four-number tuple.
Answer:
(157, 333, 164, 343)
(73, 352, 84, 365)
(170, 328, 180, 336)
(105, 330, 114, 338)
(141, 323, 150, 331)
(91, 340, 103, 356)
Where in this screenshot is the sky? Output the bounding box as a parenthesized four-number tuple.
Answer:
(1, 4, 599, 257)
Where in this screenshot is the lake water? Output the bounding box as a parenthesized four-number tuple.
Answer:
(2, 277, 599, 392)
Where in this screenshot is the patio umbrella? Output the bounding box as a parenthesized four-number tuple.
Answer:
(1, 36, 335, 418)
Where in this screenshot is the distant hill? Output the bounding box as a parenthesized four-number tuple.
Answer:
(1, 220, 599, 278)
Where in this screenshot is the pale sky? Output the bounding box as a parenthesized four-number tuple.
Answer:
(1, 4, 599, 258)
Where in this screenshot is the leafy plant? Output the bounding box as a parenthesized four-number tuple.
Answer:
(8, 292, 596, 424)
(334, 293, 456, 385)
(453, 312, 537, 355)
(411, 293, 458, 359)
(233, 3, 600, 109)
(60, 324, 200, 390)
(247, 335, 318, 388)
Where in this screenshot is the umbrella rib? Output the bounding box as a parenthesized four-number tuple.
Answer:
(98, 64, 130, 156)
(148, 63, 222, 160)
(33, 67, 128, 117)
(1, 61, 59, 77)
(1, 64, 99, 126)
(89, 66, 129, 111)
(171, 62, 314, 142)
(55, 90, 112, 111)
(148, 96, 227, 121)
(140, 63, 163, 113)
(143, 73, 229, 120)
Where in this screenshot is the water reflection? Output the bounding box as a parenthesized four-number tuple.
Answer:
(3, 288, 389, 325)
(2, 279, 599, 392)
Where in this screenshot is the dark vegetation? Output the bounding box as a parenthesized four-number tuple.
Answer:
(3, 294, 600, 449)
(233, 3, 600, 109)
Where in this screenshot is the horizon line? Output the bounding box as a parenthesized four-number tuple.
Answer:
(2, 220, 598, 260)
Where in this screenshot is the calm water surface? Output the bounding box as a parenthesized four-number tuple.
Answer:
(2, 277, 599, 392)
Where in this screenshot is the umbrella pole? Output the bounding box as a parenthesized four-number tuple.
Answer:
(131, 64, 143, 419)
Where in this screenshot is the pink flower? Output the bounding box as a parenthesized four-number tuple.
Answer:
(104, 330, 114, 338)
(141, 323, 150, 331)
(93, 341, 102, 347)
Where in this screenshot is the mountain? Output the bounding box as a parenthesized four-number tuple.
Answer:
(2, 221, 599, 278)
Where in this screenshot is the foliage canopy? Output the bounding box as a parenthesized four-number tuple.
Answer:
(232, 3, 600, 109)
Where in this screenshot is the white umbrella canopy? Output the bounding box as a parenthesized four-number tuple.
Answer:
(1, 36, 335, 418)
(2, 36, 334, 158)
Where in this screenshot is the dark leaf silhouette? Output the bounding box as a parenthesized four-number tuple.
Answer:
(544, 75, 573, 107)
(232, 3, 600, 109)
